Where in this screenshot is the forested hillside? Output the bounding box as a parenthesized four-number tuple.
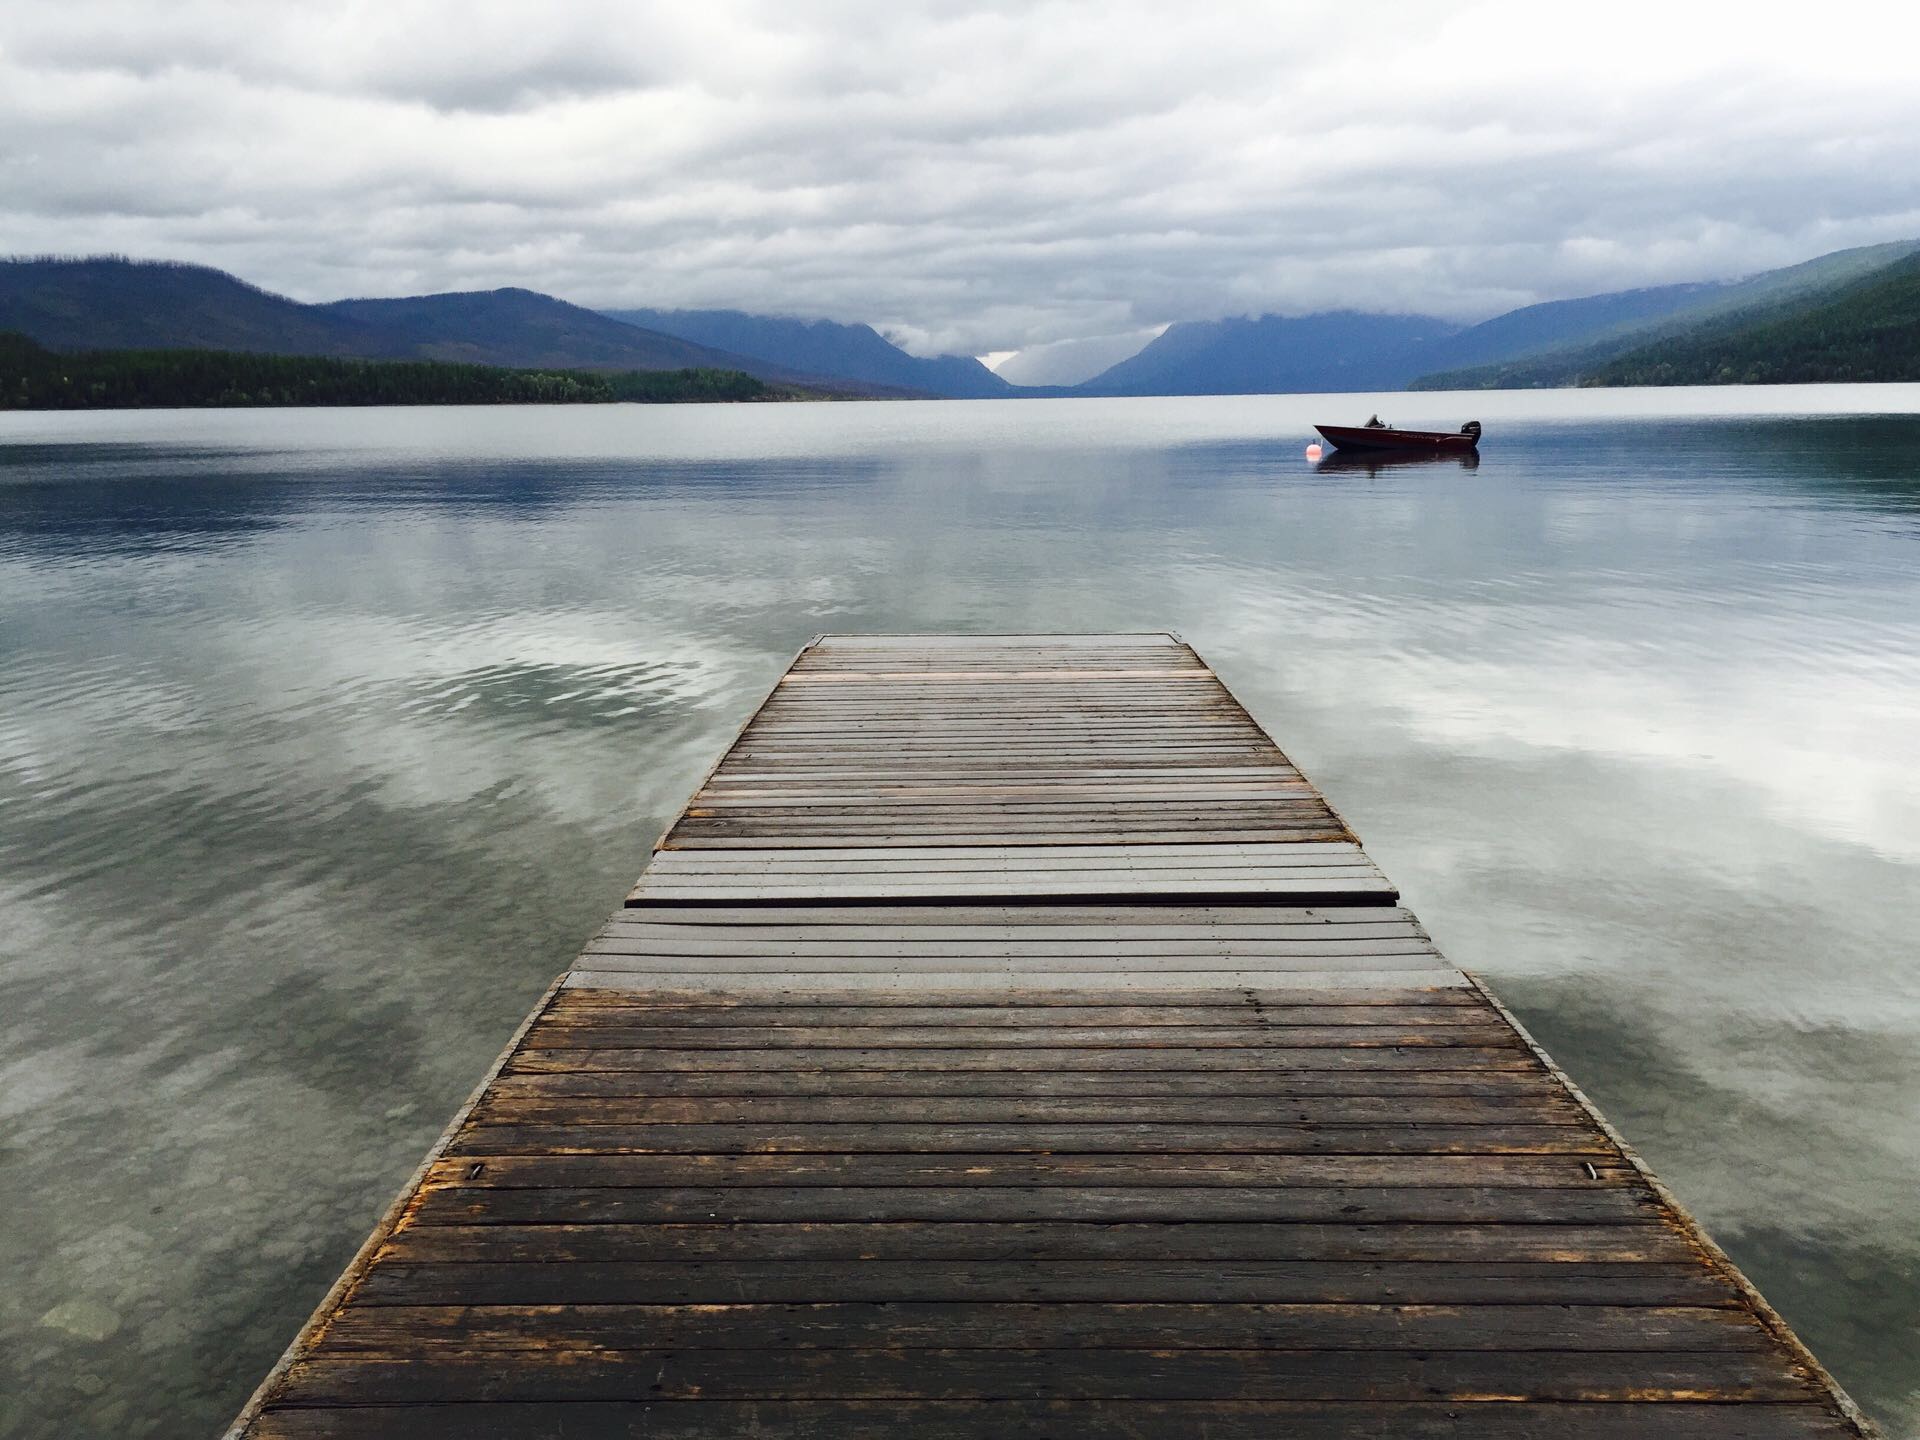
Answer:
(0, 258, 853, 387)
(1583, 252, 1920, 387)
(1410, 239, 1920, 389)
(0, 257, 391, 356)
(0, 333, 789, 409)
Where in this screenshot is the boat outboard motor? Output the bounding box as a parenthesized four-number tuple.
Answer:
(1461, 421, 1483, 443)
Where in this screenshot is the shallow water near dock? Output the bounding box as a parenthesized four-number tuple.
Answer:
(3, 386, 1919, 1437)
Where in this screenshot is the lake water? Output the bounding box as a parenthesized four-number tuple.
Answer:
(3, 388, 1919, 1438)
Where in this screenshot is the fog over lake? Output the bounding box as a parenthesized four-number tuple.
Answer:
(2, 387, 1918, 1437)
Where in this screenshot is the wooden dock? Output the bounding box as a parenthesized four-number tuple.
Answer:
(229, 634, 1875, 1438)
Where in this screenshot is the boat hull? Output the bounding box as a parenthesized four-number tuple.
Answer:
(1316, 424, 1478, 453)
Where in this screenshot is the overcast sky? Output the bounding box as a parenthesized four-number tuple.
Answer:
(5, 0, 1920, 378)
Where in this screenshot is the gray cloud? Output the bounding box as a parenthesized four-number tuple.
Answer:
(4, 0, 1919, 358)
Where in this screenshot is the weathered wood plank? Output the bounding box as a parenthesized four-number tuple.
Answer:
(563, 968, 1471, 992)
(417, 1152, 1638, 1188)
(347, 1259, 1737, 1308)
(807, 633, 1182, 647)
(662, 830, 1368, 848)
(273, 1347, 1813, 1403)
(248, 1400, 1862, 1440)
(504, 1044, 1532, 1072)
(629, 877, 1396, 902)
(638, 847, 1379, 870)
(484, 1071, 1553, 1100)
(375, 1220, 1691, 1265)
(469, 1094, 1587, 1125)
(577, 942, 1442, 961)
(537, 1002, 1471, 1025)
(547, 985, 1467, 1007)
(407, 1183, 1661, 1226)
(317, 1301, 1770, 1353)
(632, 843, 1379, 864)
(592, 900, 1424, 922)
(573, 959, 1441, 982)
(515, 1022, 1517, 1048)
(441, 1122, 1608, 1156)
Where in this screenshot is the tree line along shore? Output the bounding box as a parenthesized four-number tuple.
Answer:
(0, 332, 806, 410)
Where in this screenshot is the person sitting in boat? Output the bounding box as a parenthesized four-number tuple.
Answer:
(1364, 414, 1387, 428)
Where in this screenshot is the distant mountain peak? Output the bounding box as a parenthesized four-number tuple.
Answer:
(320, 290, 821, 381)
(0, 254, 390, 357)
(602, 306, 1010, 398)
(1074, 310, 1460, 396)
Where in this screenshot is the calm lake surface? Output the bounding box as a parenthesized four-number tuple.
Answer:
(3, 388, 1919, 1437)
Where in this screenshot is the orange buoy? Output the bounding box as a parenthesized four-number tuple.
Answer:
(1305, 443, 1324, 461)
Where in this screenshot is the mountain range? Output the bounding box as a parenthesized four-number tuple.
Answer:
(0, 259, 920, 396)
(1074, 312, 1456, 395)
(1406, 238, 1920, 390)
(605, 308, 1012, 398)
(6, 239, 1920, 400)
(1573, 248, 1920, 388)
(1082, 239, 1920, 395)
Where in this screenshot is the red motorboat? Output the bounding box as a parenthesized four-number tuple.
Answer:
(1316, 418, 1481, 453)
